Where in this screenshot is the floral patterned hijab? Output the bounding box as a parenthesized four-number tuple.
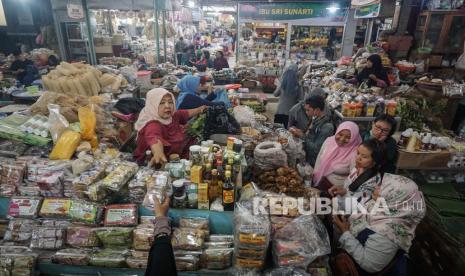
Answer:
(349, 173, 426, 251)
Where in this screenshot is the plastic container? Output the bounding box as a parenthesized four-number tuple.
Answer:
(172, 180, 186, 198)
(189, 145, 201, 165)
(173, 194, 187, 209)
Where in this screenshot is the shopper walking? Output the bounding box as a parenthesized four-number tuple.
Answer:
(289, 95, 334, 166)
(175, 37, 187, 66)
(332, 173, 425, 276)
(273, 64, 302, 128)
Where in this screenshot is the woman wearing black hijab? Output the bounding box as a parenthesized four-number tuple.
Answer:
(354, 54, 389, 88)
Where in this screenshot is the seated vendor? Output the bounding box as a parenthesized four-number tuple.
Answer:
(176, 75, 218, 110)
(350, 54, 389, 88)
(10, 50, 34, 85)
(134, 88, 206, 166)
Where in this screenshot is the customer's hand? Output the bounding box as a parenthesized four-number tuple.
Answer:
(333, 215, 350, 233)
(154, 193, 170, 217)
(328, 186, 347, 197)
(372, 185, 381, 201)
(289, 127, 304, 138)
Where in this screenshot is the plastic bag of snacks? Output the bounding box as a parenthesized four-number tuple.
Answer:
(39, 198, 71, 218)
(179, 217, 210, 237)
(99, 161, 138, 192)
(171, 228, 206, 251)
(88, 249, 128, 268)
(126, 257, 148, 269)
(72, 161, 107, 192)
(49, 130, 81, 160)
(40, 219, 71, 228)
(174, 251, 202, 271)
(234, 201, 271, 270)
(47, 104, 69, 144)
(94, 227, 133, 249)
(143, 172, 170, 209)
(133, 225, 155, 251)
(3, 219, 40, 244)
(203, 248, 234, 270)
(66, 226, 100, 248)
(7, 197, 43, 219)
(69, 200, 102, 225)
(52, 248, 93, 266)
(0, 159, 27, 196)
(103, 204, 138, 226)
(273, 215, 330, 268)
(0, 253, 37, 276)
(78, 105, 98, 149)
(30, 226, 65, 250)
(128, 167, 154, 204)
(36, 171, 65, 197)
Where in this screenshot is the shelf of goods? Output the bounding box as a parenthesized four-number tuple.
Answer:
(0, 197, 233, 276)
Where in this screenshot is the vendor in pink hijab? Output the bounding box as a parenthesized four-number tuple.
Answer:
(313, 121, 362, 187)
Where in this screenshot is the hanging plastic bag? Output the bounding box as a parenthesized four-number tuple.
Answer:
(78, 105, 98, 149)
(48, 104, 69, 144)
(456, 53, 465, 70)
(203, 104, 241, 139)
(49, 130, 81, 160)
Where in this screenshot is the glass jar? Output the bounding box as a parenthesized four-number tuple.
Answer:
(189, 145, 202, 165)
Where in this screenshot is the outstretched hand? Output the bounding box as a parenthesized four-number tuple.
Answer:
(333, 215, 350, 233)
(153, 193, 170, 217)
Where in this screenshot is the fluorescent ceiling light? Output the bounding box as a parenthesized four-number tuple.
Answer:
(326, 5, 340, 14)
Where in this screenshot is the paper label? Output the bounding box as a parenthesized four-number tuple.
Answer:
(105, 208, 136, 225)
(8, 198, 41, 217)
(40, 199, 71, 216)
(67, 4, 84, 19)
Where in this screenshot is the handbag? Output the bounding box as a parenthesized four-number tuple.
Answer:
(331, 249, 359, 276)
(318, 176, 334, 198)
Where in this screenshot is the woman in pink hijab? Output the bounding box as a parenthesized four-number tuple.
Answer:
(313, 121, 362, 187)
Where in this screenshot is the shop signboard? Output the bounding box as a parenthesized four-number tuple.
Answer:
(352, 0, 381, 18)
(67, 4, 84, 20)
(239, 2, 344, 21)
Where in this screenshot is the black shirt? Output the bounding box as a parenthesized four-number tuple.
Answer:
(10, 59, 33, 82)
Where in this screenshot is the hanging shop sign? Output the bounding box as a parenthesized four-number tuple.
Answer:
(351, 0, 378, 7)
(354, 1, 381, 18)
(239, 2, 344, 21)
(67, 4, 84, 19)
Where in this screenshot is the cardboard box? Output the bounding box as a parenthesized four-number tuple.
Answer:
(429, 55, 443, 67)
(198, 182, 209, 210)
(190, 166, 203, 184)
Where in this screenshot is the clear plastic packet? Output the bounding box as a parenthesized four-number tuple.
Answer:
(140, 216, 156, 225)
(133, 225, 155, 251)
(202, 248, 234, 270)
(36, 171, 64, 197)
(179, 217, 210, 236)
(94, 227, 133, 249)
(47, 104, 69, 144)
(3, 219, 40, 244)
(171, 228, 205, 251)
(264, 267, 311, 276)
(0, 160, 26, 196)
(39, 219, 71, 228)
(204, 241, 233, 249)
(7, 197, 42, 219)
(272, 215, 330, 268)
(100, 161, 138, 192)
(86, 181, 109, 202)
(30, 226, 65, 250)
(0, 253, 36, 276)
(72, 161, 107, 191)
(52, 248, 93, 266)
(130, 250, 150, 259)
(69, 200, 102, 225)
(88, 249, 127, 268)
(142, 171, 170, 209)
(128, 168, 154, 204)
(0, 140, 28, 158)
(208, 235, 234, 243)
(0, 246, 30, 255)
(103, 204, 138, 226)
(234, 201, 270, 270)
(175, 254, 201, 271)
(38, 198, 71, 218)
(66, 226, 100, 248)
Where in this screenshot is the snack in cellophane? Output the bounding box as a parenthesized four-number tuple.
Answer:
(38, 198, 72, 218)
(94, 227, 133, 249)
(103, 204, 138, 226)
(52, 248, 94, 266)
(88, 249, 128, 268)
(99, 161, 138, 192)
(3, 218, 40, 244)
(202, 248, 234, 270)
(7, 196, 43, 219)
(171, 228, 206, 251)
(69, 200, 102, 225)
(30, 226, 65, 250)
(132, 224, 155, 251)
(66, 226, 100, 248)
(174, 251, 202, 271)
